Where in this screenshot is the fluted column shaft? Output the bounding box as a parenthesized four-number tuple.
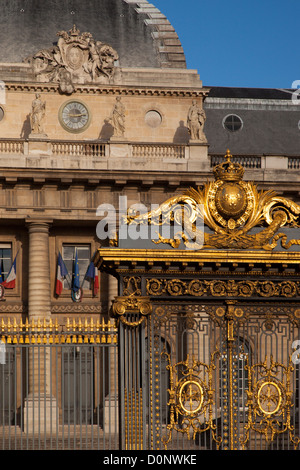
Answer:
(27, 220, 52, 320)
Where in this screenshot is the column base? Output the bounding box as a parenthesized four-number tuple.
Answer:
(23, 394, 58, 434)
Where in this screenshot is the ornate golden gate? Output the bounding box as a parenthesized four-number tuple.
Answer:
(95, 151, 300, 450)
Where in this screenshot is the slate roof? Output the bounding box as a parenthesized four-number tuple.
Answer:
(204, 87, 300, 156)
(0, 0, 186, 68)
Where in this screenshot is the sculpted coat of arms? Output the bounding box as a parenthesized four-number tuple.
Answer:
(124, 150, 300, 251)
(26, 25, 119, 93)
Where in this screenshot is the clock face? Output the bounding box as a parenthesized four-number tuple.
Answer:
(59, 101, 90, 133)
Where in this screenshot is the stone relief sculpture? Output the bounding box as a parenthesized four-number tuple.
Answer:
(108, 96, 125, 138)
(26, 25, 119, 94)
(187, 100, 207, 142)
(30, 93, 46, 136)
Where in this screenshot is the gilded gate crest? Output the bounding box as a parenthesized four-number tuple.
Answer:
(125, 149, 300, 251)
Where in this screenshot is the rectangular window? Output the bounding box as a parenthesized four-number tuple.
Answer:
(62, 245, 91, 290)
(0, 244, 12, 281)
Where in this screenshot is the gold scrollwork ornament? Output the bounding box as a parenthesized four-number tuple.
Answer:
(161, 350, 222, 449)
(241, 355, 300, 449)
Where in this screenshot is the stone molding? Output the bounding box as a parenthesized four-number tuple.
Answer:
(123, 0, 186, 69)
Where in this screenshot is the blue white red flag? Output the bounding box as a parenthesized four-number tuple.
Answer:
(85, 261, 99, 296)
(2, 255, 17, 289)
(55, 252, 68, 296)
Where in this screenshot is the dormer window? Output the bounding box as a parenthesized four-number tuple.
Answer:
(223, 114, 243, 132)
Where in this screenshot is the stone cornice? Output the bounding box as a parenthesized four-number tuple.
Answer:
(4, 81, 208, 98)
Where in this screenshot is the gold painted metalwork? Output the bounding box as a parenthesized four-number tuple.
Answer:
(95, 247, 300, 274)
(146, 278, 300, 298)
(225, 301, 240, 450)
(124, 387, 143, 450)
(122, 276, 142, 296)
(124, 149, 300, 251)
(112, 295, 152, 327)
(0, 317, 118, 344)
(241, 355, 300, 449)
(161, 350, 222, 449)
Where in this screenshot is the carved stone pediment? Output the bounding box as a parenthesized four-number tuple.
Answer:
(25, 25, 119, 94)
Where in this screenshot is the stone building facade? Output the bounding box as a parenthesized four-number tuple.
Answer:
(0, 0, 300, 446)
(0, 0, 212, 324)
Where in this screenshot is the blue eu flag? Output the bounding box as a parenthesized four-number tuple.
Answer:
(72, 250, 80, 292)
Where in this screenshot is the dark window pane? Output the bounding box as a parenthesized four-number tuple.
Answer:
(62, 245, 91, 290)
(0, 245, 12, 279)
(224, 114, 243, 132)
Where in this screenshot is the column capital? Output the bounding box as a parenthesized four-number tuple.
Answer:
(26, 219, 53, 233)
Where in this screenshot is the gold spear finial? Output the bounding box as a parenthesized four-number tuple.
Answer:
(225, 149, 232, 163)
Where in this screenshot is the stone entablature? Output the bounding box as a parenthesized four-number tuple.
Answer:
(0, 80, 207, 146)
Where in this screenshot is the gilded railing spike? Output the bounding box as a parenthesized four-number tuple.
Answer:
(0, 316, 119, 345)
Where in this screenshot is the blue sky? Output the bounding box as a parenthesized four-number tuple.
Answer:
(152, 0, 300, 89)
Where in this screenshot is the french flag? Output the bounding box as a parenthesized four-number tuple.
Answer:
(94, 266, 99, 295)
(55, 252, 68, 296)
(2, 255, 17, 289)
(85, 261, 99, 296)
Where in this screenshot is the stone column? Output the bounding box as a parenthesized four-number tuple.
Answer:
(27, 220, 52, 320)
(104, 275, 119, 432)
(24, 219, 57, 434)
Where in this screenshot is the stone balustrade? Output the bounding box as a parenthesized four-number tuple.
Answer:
(0, 138, 299, 175)
(0, 139, 25, 154)
(52, 140, 106, 157)
(131, 143, 186, 160)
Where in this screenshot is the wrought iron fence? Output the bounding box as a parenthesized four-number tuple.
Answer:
(0, 318, 119, 450)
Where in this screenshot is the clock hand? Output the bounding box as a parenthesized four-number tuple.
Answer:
(69, 113, 87, 118)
